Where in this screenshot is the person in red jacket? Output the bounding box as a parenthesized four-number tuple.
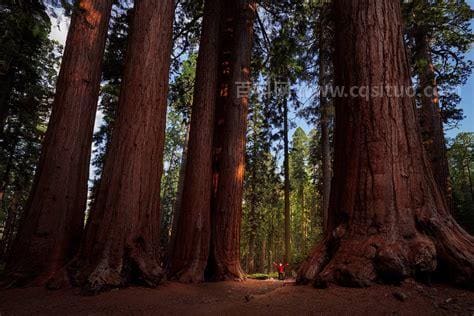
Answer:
(273, 262, 289, 280)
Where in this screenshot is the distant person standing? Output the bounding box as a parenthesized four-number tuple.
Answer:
(273, 262, 289, 280)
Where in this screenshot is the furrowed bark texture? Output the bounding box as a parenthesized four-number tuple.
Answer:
(168, 0, 221, 283)
(54, 0, 175, 293)
(298, 0, 473, 288)
(4, 0, 113, 286)
(169, 0, 255, 283)
(208, 0, 255, 281)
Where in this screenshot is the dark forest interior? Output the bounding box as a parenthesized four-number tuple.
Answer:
(0, 0, 473, 314)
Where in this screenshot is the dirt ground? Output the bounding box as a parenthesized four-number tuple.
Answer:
(0, 279, 473, 315)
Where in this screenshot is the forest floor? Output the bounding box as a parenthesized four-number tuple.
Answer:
(0, 278, 473, 315)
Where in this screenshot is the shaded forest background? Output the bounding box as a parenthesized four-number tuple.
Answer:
(0, 0, 473, 276)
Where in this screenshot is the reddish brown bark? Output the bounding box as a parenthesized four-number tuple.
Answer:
(50, 0, 174, 293)
(208, 0, 255, 281)
(298, 0, 473, 288)
(169, 0, 255, 283)
(4, 0, 113, 286)
(168, 0, 221, 283)
(414, 28, 453, 212)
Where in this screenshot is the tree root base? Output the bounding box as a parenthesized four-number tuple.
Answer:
(205, 261, 246, 282)
(298, 223, 474, 288)
(47, 251, 164, 295)
(168, 261, 207, 283)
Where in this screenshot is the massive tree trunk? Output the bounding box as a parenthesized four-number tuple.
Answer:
(51, 0, 174, 293)
(4, 0, 113, 286)
(208, 0, 255, 281)
(168, 0, 221, 283)
(283, 100, 291, 264)
(318, 2, 334, 233)
(414, 28, 453, 212)
(298, 0, 473, 288)
(169, 0, 255, 283)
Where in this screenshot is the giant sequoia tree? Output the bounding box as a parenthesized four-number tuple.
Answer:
(169, 0, 221, 283)
(51, 0, 175, 292)
(5, 0, 114, 286)
(209, 0, 256, 280)
(298, 0, 473, 287)
(170, 0, 255, 282)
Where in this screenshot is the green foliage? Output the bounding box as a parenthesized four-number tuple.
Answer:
(90, 3, 132, 202)
(448, 132, 474, 234)
(289, 128, 321, 261)
(241, 97, 284, 273)
(159, 53, 197, 250)
(158, 47, 197, 252)
(403, 0, 474, 125)
(158, 3, 201, 249)
(0, 0, 61, 254)
(0, 0, 472, 275)
(247, 0, 329, 272)
(168, 54, 197, 123)
(159, 108, 188, 252)
(157, 0, 201, 249)
(247, 272, 278, 280)
(171, 0, 203, 75)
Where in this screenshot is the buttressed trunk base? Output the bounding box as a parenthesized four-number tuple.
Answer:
(169, 0, 255, 283)
(48, 0, 174, 293)
(4, 0, 114, 287)
(168, 0, 221, 283)
(298, 0, 473, 288)
(208, 0, 255, 282)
